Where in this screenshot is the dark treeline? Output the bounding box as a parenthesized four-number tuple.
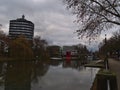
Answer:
(99, 30, 120, 59)
(0, 29, 49, 60)
(75, 44, 89, 60)
(47, 45, 61, 57)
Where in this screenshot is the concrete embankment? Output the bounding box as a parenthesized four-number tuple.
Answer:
(109, 59, 120, 90)
(86, 60, 118, 90)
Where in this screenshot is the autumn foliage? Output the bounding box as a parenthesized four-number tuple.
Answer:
(9, 35, 34, 60)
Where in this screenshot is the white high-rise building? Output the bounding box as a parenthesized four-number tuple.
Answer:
(9, 15, 34, 40)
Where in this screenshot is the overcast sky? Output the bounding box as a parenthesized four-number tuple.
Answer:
(0, 0, 117, 51)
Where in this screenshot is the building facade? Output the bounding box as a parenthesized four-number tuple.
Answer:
(9, 15, 34, 40)
(62, 46, 78, 58)
(47, 45, 61, 57)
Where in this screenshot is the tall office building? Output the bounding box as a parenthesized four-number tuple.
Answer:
(9, 15, 34, 40)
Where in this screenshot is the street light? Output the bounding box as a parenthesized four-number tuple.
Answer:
(104, 34, 109, 70)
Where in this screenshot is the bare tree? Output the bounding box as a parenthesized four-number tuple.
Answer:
(63, 0, 120, 38)
(33, 36, 48, 59)
(0, 24, 8, 41)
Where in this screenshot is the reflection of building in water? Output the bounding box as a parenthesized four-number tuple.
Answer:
(62, 60, 82, 70)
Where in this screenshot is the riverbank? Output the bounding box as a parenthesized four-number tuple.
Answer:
(84, 60, 105, 68)
(109, 59, 120, 90)
(0, 57, 35, 62)
(86, 59, 118, 90)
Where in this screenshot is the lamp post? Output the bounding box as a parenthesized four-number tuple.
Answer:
(105, 34, 107, 45)
(104, 34, 109, 70)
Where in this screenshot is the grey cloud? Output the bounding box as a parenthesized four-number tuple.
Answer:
(0, 0, 101, 50)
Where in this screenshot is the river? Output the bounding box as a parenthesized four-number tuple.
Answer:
(0, 60, 99, 90)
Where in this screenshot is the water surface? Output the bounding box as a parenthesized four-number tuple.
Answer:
(0, 60, 99, 90)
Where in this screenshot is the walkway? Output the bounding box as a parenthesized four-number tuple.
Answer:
(109, 59, 120, 90)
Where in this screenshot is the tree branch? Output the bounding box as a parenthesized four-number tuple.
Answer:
(105, 0, 120, 16)
(105, 20, 120, 25)
(92, 0, 120, 18)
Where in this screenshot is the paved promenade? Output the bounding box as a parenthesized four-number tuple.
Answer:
(109, 59, 120, 90)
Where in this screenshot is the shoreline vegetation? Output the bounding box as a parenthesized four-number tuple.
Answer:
(0, 29, 50, 61)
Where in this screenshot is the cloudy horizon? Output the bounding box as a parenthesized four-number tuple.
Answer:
(0, 0, 117, 51)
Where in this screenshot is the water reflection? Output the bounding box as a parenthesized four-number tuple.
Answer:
(63, 60, 83, 70)
(5, 61, 32, 90)
(0, 60, 99, 90)
(49, 60, 62, 66)
(0, 62, 5, 87)
(0, 60, 49, 90)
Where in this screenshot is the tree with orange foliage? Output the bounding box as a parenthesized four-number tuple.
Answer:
(9, 35, 34, 60)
